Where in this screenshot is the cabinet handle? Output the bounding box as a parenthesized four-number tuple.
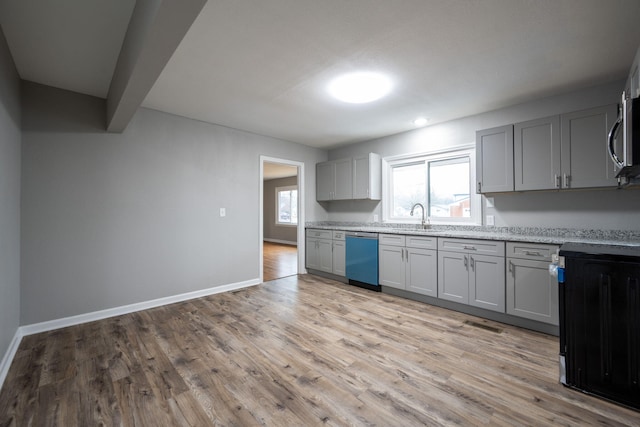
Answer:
(554, 174, 561, 189)
(477, 182, 482, 193)
(464, 255, 468, 269)
(523, 250, 542, 257)
(463, 245, 477, 251)
(470, 256, 475, 271)
(563, 173, 570, 188)
(508, 261, 514, 274)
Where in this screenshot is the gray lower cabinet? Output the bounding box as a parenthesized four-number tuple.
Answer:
(306, 229, 333, 273)
(506, 242, 559, 325)
(378, 234, 437, 296)
(438, 238, 506, 312)
(332, 231, 346, 277)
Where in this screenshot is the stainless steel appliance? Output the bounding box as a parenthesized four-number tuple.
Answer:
(345, 232, 380, 291)
(608, 44, 640, 181)
(557, 243, 640, 411)
(608, 94, 640, 179)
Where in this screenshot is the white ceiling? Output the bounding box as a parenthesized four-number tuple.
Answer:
(2, 0, 640, 149)
(263, 163, 298, 181)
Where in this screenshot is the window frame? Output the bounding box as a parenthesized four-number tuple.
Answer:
(382, 144, 480, 225)
(275, 185, 298, 226)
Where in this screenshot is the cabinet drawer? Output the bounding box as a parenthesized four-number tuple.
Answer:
(332, 230, 346, 241)
(306, 229, 332, 240)
(438, 238, 505, 256)
(406, 235, 437, 250)
(379, 234, 406, 247)
(507, 242, 558, 261)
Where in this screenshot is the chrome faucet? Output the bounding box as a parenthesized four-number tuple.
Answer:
(410, 203, 429, 229)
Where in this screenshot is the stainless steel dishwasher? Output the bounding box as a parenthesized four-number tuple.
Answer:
(345, 232, 380, 291)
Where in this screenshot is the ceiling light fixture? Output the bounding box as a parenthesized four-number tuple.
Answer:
(328, 72, 392, 104)
(413, 117, 428, 127)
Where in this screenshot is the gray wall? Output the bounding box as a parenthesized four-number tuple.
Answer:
(327, 80, 640, 231)
(0, 28, 21, 359)
(263, 176, 298, 244)
(21, 82, 327, 325)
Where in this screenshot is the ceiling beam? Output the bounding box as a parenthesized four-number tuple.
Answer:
(106, 0, 207, 132)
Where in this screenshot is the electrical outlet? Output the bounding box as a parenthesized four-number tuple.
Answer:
(220, 208, 226, 217)
(486, 215, 495, 226)
(373, 214, 379, 222)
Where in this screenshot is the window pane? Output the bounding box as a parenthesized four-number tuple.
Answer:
(392, 163, 426, 218)
(428, 157, 470, 218)
(278, 191, 291, 223)
(277, 188, 297, 224)
(290, 190, 298, 224)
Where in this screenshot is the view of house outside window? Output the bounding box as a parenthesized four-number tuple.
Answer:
(276, 186, 298, 225)
(428, 157, 470, 218)
(385, 147, 478, 224)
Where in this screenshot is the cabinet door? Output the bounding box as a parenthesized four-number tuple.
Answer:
(514, 116, 561, 191)
(317, 239, 333, 273)
(476, 125, 514, 193)
(305, 237, 319, 270)
(332, 240, 346, 277)
(353, 153, 382, 200)
(379, 245, 405, 289)
(406, 248, 437, 297)
(438, 251, 469, 303)
(333, 158, 353, 200)
(506, 258, 558, 324)
(469, 254, 505, 312)
(316, 162, 334, 201)
(560, 104, 618, 189)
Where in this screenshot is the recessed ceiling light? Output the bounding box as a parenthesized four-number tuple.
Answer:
(413, 117, 428, 127)
(328, 72, 392, 104)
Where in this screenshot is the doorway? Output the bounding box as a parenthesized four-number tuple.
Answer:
(260, 156, 305, 282)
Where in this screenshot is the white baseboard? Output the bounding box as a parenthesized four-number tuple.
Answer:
(263, 238, 297, 246)
(20, 278, 260, 337)
(0, 328, 24, 391)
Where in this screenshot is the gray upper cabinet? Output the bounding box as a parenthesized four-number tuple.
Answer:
(316, 158, 352, 201)
(353, 153, 382, 200)
(514, 116, 561, 191)
(316, 161, 334, 201)
(485, 104, 619, 193)
(334, 158, 353, 199)
(560, 104, 619, 189)
(316, 153, 381, 201)
(476, 125, 514, 193)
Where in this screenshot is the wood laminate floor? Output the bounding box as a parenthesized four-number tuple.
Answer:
(1, 274, 638, 426)
(263, 241, 297, 282)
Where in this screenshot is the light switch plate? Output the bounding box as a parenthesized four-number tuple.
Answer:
(220, 208, 226, 217)
(486, 215, 495, 226)
(373, 214, 379, 222)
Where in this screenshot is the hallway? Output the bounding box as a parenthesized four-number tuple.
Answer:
(263, 241, 298, 282)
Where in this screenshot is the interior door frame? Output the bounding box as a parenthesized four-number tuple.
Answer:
(259, 156, 306, 283)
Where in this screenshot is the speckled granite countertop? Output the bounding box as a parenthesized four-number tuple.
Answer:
(306, 222, 640, 247)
